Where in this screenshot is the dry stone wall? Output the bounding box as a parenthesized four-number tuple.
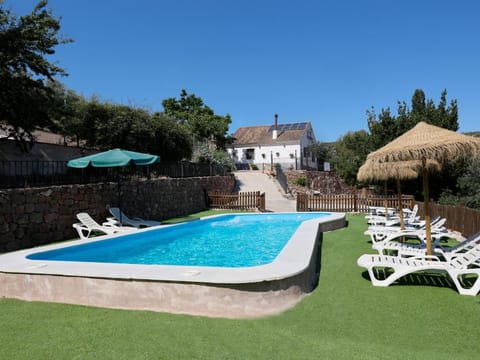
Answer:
(285, 170, 352, 196)
(0, 175, 234, 252)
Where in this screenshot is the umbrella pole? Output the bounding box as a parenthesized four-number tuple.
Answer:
(397, 178, 405, 231)
(117, 172, 122, 225)
(422, 160, 432, 256)
(384, 181, 389, 220)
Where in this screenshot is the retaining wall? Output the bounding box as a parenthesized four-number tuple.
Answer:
(0, 175, 235, 252)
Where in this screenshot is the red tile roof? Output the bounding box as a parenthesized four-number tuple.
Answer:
(232, 122, 312, 146)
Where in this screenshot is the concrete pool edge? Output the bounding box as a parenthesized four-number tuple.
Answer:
(0, 212, 346, 318)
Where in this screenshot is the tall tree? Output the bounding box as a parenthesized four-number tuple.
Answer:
(0, 0, 72, 151)
(47, 80, 88, 146)
(367, 89, 458, 150)
(456, 157, 480, 209)
(367, 106, 397, 150)
(332, 130, 372, 186)
(77, 98, 192, 161)
(162, 90, 232, 149)
(308, 141, 334, 167)
(366, 89, 461, 200)
(151, 112, 192, 161)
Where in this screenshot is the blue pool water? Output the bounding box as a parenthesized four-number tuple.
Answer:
(27, 213, 328, 267)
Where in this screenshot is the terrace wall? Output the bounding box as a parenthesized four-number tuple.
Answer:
(0, 175, 235, 252)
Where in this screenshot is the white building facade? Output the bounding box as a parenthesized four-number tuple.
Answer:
(228, 117, 318, 170)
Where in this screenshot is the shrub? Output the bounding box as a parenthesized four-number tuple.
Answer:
(194, 146, 234, 171)
(292, 174, 307, 187)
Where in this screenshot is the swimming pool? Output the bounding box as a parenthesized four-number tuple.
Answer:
(0, 212, 346, 318)
(27, 213, 329, 267)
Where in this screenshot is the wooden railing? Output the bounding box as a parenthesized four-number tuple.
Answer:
(208, 191, 266, 211)
(295, 193, 479, 236)
(416, 202, 480, 237)
(296, 193, 415, 213)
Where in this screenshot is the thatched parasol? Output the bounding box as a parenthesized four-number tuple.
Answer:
(367, 122, 480, 163)
(358, 159, 441, 229)
(365, 122, 480, 255)
(358, 159, 432, 182)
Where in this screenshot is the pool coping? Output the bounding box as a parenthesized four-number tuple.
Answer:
(0, 212, 346, 285)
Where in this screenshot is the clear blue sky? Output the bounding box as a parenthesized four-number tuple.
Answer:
(8, 0, 480, 142)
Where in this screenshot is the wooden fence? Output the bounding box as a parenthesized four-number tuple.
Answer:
(296, 193, 415, 213)
(416, 202, 480, 237)
(208, 191, 266, 211)
(295, 193, 479, 236)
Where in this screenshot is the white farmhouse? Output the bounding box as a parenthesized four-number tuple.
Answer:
(227, 115, 317, 170)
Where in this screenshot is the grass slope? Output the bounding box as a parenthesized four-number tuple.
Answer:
(1, 214, 479, 359)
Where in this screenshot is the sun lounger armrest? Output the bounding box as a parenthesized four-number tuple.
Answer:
(104, 217, 120, 226)
(410, 255, 441, 261)
(72, 222, 87, 230)
(72, 222, 91, 239)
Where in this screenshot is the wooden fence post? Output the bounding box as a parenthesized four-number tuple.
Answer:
(353, 187, 358, 213)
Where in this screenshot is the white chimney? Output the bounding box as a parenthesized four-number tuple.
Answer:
(272, 114, 278, 140)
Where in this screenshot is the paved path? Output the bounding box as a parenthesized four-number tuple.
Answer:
(234, 171, 296, 212)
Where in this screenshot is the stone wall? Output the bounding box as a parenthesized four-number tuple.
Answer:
(285, 170, 352, 196)
(0, 175, 235, 252)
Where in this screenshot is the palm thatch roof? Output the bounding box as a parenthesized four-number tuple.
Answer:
(362, 121, 480, 256)
(357, 159, 441, 182)
(367, 122, 480, 164)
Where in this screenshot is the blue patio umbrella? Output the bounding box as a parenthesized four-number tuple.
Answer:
(67, 149, 160, 223)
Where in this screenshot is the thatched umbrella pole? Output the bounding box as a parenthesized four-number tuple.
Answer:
(357, 159, 425, 229)
(384, 181, 389, 220)
(396, 177, 405, 230)
(422, 158, 432, 255)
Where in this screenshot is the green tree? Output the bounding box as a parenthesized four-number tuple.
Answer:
(64, 96, 192, 161)
(162, 90, 232, 149)
(367, 106, 398, 150)
(94, 104, 153, 151)
(151, 112, 192, 161)
(332, 130, 372, 186)
(367, 89, 458, 149)
(308, 141, 334, 167)
(193, 145, 234, 171)
(78, 100, 150, 150)
(47, 80, 88, 146)
(456, 157, 480, 208)
(438, 157, 480, 209)
(366, 89, 461, 200)
(0, 0, 72, 151)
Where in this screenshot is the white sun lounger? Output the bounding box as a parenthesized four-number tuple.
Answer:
(366, 204, 419, 226)
(357, 243, 480, 296)
(365, 216, 446, 243)
(374, 231, 480, 261)
(370, 228, 452, 253)
(108, 207, 161, 228)
(73, 212, 135, 239)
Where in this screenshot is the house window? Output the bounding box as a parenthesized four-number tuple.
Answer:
(246, 148, 255, 160)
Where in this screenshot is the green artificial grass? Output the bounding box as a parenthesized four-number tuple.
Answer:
(1, 214, 480, 359)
